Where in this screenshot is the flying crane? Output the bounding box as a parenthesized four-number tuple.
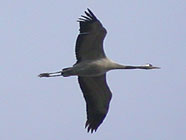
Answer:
(39, 9, 160, 133)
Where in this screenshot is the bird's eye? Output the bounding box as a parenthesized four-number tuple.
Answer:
(145, 63, 152, 67)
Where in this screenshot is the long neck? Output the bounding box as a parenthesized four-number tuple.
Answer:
(109, 62, 159, 70)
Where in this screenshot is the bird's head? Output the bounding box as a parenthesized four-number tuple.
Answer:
(144, 63, 160, 69)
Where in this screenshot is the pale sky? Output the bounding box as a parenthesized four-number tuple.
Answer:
(0, 0, 186, 140)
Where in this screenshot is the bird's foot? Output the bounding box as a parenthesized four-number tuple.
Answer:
(38, 73, 50, 77)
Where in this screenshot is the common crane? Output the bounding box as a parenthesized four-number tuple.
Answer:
(39, 9, 160, 133)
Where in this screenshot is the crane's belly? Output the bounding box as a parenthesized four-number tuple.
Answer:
(63, 60, 109, 77)
(77, 68, 106, 77)
(75, 63, 107, 77)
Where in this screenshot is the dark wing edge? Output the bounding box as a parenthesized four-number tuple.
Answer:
(78, 74, 112, 133)
(75, 9, 107, 63)
(77, 8, 98, 33)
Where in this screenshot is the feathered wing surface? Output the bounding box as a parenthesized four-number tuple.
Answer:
(78, 74, 112, 133)
(75, 9, 107, 63)
(76, 9, 111, 133)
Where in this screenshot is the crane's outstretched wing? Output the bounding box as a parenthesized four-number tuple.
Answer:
(75, 9, 107, 63)
(78, 74, 112, 133)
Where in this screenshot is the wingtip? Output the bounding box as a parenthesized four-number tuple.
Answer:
(87, 8, 91, 13)
(87, 127, 95, 133)
(84, 11, 90, 17)
(85, 121, 96, 133)
(85, 121, 89, 128)
(87, 8, 97, 19)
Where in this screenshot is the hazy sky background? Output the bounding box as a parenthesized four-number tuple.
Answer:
(1, 0, 185, 140)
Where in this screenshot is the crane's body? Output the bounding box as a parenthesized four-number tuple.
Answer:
(39, 9, 159, 133)
(44, 58, 159, 78)
(63, 58, 112, 77)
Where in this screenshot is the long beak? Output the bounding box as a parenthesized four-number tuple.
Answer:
(38, 71, 62, 78)
(152, 66, 161, 69)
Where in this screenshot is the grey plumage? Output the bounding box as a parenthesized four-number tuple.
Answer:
(39, 9, 160, 133)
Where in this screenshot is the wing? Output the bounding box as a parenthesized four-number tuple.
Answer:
(75, 9, 107, 63)
(78, 74, 112, 133)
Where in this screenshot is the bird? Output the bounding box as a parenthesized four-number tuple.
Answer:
(39, 9, 160, 133)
